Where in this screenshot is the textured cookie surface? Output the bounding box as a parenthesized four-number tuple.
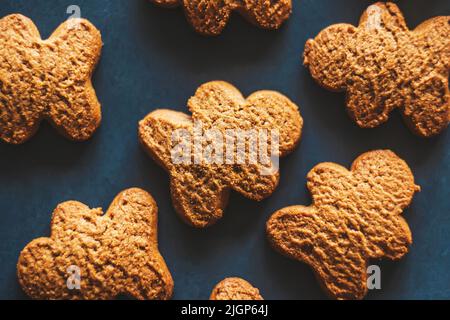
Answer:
(0, 14, 102, 144)
(17, 188, 173, 300)
(150, 0, 292, 36)
(304, 2, 450, 137)
(210, 278, 263, 300)
(139, 81, 302, 228)
(267, 150, 420, 300)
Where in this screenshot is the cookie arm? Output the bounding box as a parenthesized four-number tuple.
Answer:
(304, 23, 356, 91)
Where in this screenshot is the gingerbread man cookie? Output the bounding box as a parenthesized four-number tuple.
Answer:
(210, 278, 263, 300)
(150, 0, 292, 36)
(17, 188, 173, 300)
(267, 150, 420, 300)
(0, 14, 102, 144)
(304, 2, 450, 137)
(139, 81, 303, 228)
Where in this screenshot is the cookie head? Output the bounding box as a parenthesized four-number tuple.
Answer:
(17, 188, 173, 300)
(304, 2, 450, 137)
(210, 277, 263, 300)
(267, 150, 420, 299)
(0, 14, 102, 144)
(139, 81, 302, 227)
(150, 0, 292, 36)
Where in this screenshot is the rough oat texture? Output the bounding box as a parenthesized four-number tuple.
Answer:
(266, 150, 420, 300)
(303, 2, 450, 137)
(139, 81, 303, 228)
(17, 188, 173, 300)
(149, 0, 292, 36)
(0, 14, 102, 144)
(210, 278, 263, 300)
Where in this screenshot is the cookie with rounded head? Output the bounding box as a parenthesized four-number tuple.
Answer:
(0, 14, 102, 144)
(267, 150, 420, 300)
(17, 188, 173, 300)
(139, 81, 303, 228)
(149, 0, 292, 36)
(210, 278, 263, 300)
(304, 2, 450, 137)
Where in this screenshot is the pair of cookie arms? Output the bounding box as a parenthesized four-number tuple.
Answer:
(1, 2, 448, 144)
(18, 150, 419, 300)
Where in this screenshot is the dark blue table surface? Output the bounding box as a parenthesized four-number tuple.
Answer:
(0, 0, 449, 300)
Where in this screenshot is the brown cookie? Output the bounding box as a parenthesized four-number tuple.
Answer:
(210, 278, 263, 300)
(139, 81, 303, 228)
(303, 2, 450, 137)
(0, 14, 102, 144)
(150, 0, 292, 36)
(17, 188, 173, 300)
(266, 150, 420, 300)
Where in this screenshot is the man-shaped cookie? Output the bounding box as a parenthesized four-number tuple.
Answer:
(17, 188, 173, 300)
(0, 14, 102, 144)
(304, 2, 449, 137)
(150, 0, 292, 36)
(267, 150, 420, 300)
(139, 81, 303, 227)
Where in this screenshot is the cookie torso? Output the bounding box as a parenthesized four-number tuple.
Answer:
(304, 2, 450, 137)
(150, 0, 292, 36)
(17, 188, 173, 300)
(0, 14, 102, 144)
(210, 278, 263, 300)
(267, 150, 420, 299)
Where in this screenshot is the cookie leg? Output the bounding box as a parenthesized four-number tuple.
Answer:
(346, 77, 395, 129)
(0, 69, 45, 144)
(170, 168, 229, 227)
(48, 82, 101, 141)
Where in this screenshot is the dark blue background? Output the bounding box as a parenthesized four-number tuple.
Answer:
(0, 0, 449, 300)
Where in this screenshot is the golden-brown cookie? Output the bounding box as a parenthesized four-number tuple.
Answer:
(210, 278, 263, 300)
(267, 150, 420, 300)
(139, 81, 303, 228)
(304, 2, 450, 137)
(0, 14, 102, 144)
(150, 0, 292, 36)
(17, 188, 173, 300)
